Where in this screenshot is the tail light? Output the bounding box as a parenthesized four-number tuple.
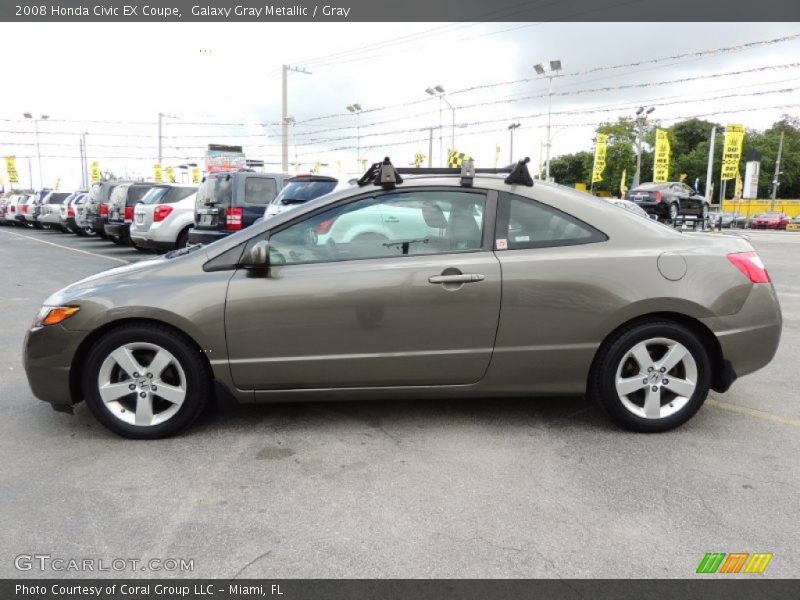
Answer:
(124, 206, 134, 222)
(99, 203, 108, 216)
(654, 191, 662, 202)
(315, 217, 337, 235)
(226, 207, 243, 230)
(23, 204, 29, 214)
(727, 251, 770, 283)
(154, 205, 173, 222)
(68, 205, 75, 217)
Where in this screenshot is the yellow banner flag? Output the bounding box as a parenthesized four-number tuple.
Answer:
(494, 144, 501, 168)
(448, 149, 472, 168)
(153, 163, 163, 183)
(54, 178, 61, 190)
(165, 167, 175, 183)
(90, 161, 102, 183)
(5, 155, 18, 184)
(412, 153, 425, 168)
(620, 169, 628, 197)
(653, 129, 670, 183)
(734, 169, 743, 200)
(191, 167, 201, 183)
(721, 124, 745, 181)
(591, 134, 608, 183)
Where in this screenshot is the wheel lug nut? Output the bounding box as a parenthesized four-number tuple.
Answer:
(133, 372, 139, 378)
(139, 392, 147, 398)
(147, 373, 153, 378)
(660, 367, 666, 373)
(647, 367, 654, 372)
(151, 385, 157, 391)
(663, 379, 669, 384)
(128, 384, 136, 390)
(642, 378, 648, 384)
(651, 386, 658, 392)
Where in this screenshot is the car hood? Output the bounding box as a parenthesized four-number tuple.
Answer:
(43, 250, 208, 305)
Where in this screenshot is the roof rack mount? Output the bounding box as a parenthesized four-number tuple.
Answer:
(358, 156, 534, 188)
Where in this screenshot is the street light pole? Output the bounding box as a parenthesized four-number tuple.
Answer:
(508, 123, 520, 163)
(771, 130, 785, 202)
(282, 65, 312, 173)
(346, 103, 364, 172)
(632, 106, 655, 189)
(534, 60, 562, 181)
(426, 85, 451, 166)
(23, 112, 48, 188)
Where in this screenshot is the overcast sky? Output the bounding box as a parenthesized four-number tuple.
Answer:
(1, 21, 799, 189)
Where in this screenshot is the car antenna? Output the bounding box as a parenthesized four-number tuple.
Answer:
(503, 157, 534, 187)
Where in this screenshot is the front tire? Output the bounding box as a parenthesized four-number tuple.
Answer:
(668, 203, 679, 222)
(588, 320, 711, 432)
(82, 324, 210, 439)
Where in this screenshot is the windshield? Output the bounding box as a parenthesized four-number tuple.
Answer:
(140, 187, 170, 205)
(196, 176, 233, 206)
(47, 192, 71, 204)
(272, 180, 337, 205)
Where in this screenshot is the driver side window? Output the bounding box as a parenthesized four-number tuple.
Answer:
(268, 190, 486, 265)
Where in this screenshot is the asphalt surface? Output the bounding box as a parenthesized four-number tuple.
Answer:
(0, 225, 798, 579)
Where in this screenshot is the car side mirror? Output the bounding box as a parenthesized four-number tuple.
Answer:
(241, 239, 270, 270)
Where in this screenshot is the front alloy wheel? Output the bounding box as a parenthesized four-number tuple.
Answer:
(83, 324, 210, 438)
(668, 203, 679, 221)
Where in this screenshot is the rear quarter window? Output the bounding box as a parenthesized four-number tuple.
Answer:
(244, 177, 278, 205)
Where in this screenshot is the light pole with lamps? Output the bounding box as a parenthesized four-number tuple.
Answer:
(346, 103, 363, 171)
(632, 106, 655, 189)
(508, 123, 521, 163)
(425, 85, 455, 166)
(533, 60, 562, 181)
(23, 112, 48, 188)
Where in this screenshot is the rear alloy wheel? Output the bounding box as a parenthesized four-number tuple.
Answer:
(83, 324, 210, 438)
(589, 321, 711, 432)
(668, 203, 679, 221)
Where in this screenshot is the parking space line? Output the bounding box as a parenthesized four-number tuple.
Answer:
(0, 229, 131, 264)
(706, 398, 800, 428)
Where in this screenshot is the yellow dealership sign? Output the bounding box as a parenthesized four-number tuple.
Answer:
(165, 167, 176, 183)
(591, 134, 608, 183)
(90, 161, 102, 183)
(191, 167, 201, 183)
(153, 164, 163, 183)
(6, 155, 18, 184)
(653, 129, 670, 183)
(721, 124, 745, 181)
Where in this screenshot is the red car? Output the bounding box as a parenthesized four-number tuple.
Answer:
(751, 212, 790, 230)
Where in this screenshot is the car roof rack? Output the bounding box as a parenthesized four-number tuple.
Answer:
(358, 156, 534, 188)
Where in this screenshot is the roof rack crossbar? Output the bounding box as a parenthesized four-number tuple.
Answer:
(395, 167, 514, 175)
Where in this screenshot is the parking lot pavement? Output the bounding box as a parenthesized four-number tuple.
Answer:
(0, 225, 798, 579)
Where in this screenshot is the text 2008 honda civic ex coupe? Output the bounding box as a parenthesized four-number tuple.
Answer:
(24, 159, 782, 439)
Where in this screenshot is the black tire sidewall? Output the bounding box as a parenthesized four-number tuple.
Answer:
(592, 321, 711, 432)
(82, 324, 209, 439)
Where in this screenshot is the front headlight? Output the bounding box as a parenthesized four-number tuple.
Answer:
(33, 306, 80, 328)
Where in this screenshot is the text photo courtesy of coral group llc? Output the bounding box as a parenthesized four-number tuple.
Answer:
(1, 0, 799, 597)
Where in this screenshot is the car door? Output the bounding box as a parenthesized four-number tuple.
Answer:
(681, 183, 701, 213)
(224, 187, 502, 390)
(242, 175, 278, 227)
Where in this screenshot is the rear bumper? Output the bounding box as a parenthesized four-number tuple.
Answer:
(91, 216, 107, 235)
(24, 324, 88, 407)
(104, 221, 130, 240)
(188, 228, 230, 245)
(632, 201, 669, 218)
(129, 236, 175, 251)
(701, 284, 782, 380)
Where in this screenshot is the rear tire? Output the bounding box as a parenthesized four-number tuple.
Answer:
(588, 320, 711, 432)
(668, 203, 679, 222)
(82, 324, 211, 439)
(176, 228, 190, 249)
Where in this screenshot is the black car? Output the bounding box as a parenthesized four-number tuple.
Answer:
(188, 170, 289, 245)
(626, 182, 709, 222)
(104, 182, 156, 245)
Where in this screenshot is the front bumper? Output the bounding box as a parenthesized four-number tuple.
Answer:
(104, 221, 130, 241)
(23, 323, 88, 407)
(188, 228, 230, 245)
(701, 284, 782, 380)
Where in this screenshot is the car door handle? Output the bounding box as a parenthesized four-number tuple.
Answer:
(428, 274, 485, 284)
(384, 216, 400, 223)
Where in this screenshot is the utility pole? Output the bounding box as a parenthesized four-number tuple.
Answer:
(632, 106, 655, 188)
(771, 130, 784, 202)
(705, 126, 716, 204)
(282, 65, 311, 173)
(23, 112, 48, 189)
(78, 136, 85, 189)
(428, 127, 433, 168)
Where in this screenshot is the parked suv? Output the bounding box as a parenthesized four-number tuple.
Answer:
(104, 183, 156, 245)
(130, 184, 198, 252)
(626, 182, 709, 222)
(37, 191, 72, 230)
(188, 171, 288, 245)
(263, 174, 339, 219)
(63, 193, 88, 234)
(1, 194, 25, 225)
(85, 181, 132, 238)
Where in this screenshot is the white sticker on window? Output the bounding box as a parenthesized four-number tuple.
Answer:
(514, 235, 530, 242)
(496, 238, 508, 250)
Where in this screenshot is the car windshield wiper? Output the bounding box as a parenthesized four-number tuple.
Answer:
(164, 244, 204, 259)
